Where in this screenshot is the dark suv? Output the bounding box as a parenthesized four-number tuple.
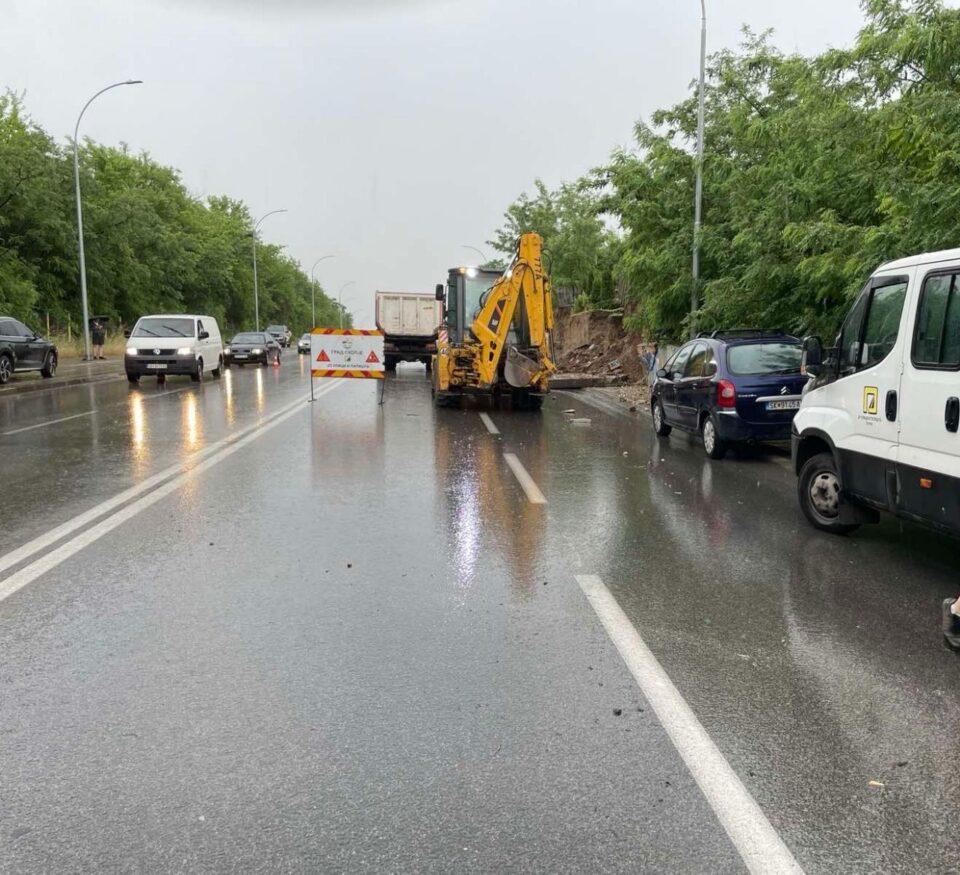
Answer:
(651, 330, 806, 459)
(0, 316, 58, 384)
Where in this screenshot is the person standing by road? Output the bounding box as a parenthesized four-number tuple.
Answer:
(943, 597, 960, 650)
(91, 318, 106, 360)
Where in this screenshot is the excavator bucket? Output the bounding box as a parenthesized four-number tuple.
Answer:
(505, 347, 540, 388)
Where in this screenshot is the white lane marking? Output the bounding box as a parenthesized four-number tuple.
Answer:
(0, 385, 193, 436)
(0, 382, 340, 581)
(503, 452, 547, 504)
(0, 383, 342, 604)
(576, 574, 804, 875)
(479, 412, 500, 435)
(2, 411, 95, 435)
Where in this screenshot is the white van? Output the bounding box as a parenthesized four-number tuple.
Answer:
(794, 247, 960, 535)
(124, 314, 224, 385)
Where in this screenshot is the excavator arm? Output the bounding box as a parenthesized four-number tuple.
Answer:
(469, 233, 556, 389)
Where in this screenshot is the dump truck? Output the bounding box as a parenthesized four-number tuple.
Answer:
(431, 233, 556, 408)
(375, 291, 441, 371)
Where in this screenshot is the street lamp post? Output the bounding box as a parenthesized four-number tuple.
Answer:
(337, 281, 355, 330)
(462, 244, 489, 264)
(73, 79, 142, 361)
(691, 0, 707, 333)
(310, 255, 336, 328)
(250, 209, 287, 331)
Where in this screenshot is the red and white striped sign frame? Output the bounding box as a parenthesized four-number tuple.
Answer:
(310, 328, 385, 380)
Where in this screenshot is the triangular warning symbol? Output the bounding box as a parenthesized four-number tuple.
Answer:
(365, 350, 381, 364)
(315, 349, 330, 363)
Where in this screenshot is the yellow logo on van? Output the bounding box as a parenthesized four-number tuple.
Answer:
(863, 386, 879, 416)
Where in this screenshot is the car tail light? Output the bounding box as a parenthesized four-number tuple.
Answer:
(717, 379, 737, 409)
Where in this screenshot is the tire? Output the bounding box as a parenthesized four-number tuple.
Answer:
(424, 357, 432, 373)
(798, 452, 860, 534)
(212, 356, 223, 378)
(127, 372, 140, 385)
(41, 351, 57, 378)
(652, 399, 672, 436)
(0, 354, 11, 385)
(261, 355, 269, 367)
(157, 374, 166, 385)
(191, 360, 204, 383)
(701, 414, 727, 460)
(385, 357, 398, 372)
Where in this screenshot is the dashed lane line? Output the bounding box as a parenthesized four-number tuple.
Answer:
(479, 412, 500, 435)
(503, 452, 547, 504)
(576, 574, 805, 875)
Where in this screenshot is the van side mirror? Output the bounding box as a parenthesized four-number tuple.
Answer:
(435, 284, 444, 301)
(198, 330, 210, 340)
(123, 329, 131, 339)
(802, 335, 823, 377)
(656, 367, 668, 379)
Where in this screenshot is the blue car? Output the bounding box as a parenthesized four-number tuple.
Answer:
(650, 330, 806, 459)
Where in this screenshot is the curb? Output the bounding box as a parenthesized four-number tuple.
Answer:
(0, 372, 124, 398)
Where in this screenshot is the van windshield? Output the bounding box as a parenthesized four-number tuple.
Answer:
(727, 342, 802, 376)
(132, 318, 194, 338)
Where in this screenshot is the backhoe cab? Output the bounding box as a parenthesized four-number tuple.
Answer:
(431, 232, 556, 409)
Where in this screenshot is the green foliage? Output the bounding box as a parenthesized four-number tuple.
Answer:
(0, 93, 346, 337)
(489, 178, 619, 308)
(498, 0, 960, 342)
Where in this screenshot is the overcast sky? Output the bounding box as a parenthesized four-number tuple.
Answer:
(6, 0, 871, 325)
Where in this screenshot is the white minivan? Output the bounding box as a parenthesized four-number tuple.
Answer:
(124, 314, 224, 385)
(794, 247, 960, 535)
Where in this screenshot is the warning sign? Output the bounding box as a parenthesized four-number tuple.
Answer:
(310, 328, 385, 379)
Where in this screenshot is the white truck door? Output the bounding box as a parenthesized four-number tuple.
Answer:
(400, 297, 419, 334)
(818, 274, 909, 505)
(895, 264, 960, 527)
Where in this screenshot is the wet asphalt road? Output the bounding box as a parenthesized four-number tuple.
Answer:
(1, 358, 959, 873)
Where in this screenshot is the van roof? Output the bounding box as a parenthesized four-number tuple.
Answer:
(138, 314, 216, 320)
(878, 247, 960, 271)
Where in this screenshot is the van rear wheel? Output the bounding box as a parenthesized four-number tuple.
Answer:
(798, 452, 860, 535)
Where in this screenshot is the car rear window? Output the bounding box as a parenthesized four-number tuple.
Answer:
(726, 342, 802, 376)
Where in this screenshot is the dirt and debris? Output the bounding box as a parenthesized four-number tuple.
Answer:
(553, 309, 652, 408)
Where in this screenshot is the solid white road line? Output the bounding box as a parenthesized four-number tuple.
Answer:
(503, 452, 547, 504)
(1, 385, 194, 436)
(479, 412, 500, 435)
(576, 574, 805, 875)
(0, 382, 341, 587)
(2, 411, 95, 435)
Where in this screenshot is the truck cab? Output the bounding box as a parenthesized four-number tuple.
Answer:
(794, 247, 960, 536)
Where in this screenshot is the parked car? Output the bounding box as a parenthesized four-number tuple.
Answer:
(265, 324, 292, 347)
(124, 314, 223, 385)
(794, 247, 960, 536)
(224, 332, 281, 367)
(0, 316, 58, 384)
(297, 333, 311, 354)
(651, 330, 806, 459)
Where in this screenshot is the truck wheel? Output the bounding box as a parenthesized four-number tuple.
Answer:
(385, 357, 397, 372)
(127, 372, 140, 385)
(424, 357, 432, 373)
(798, 452, 860, 535)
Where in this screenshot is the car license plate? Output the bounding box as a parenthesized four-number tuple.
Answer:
(766, 399, 800, 411)
(234, 354, 248, 359)
(146, 363, 167, 370)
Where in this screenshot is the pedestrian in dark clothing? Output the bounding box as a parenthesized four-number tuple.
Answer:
(943, 597, 960, 650)
(91, 319, 106, 360)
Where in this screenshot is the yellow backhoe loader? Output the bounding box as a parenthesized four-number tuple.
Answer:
(431, 232, 556, 409)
